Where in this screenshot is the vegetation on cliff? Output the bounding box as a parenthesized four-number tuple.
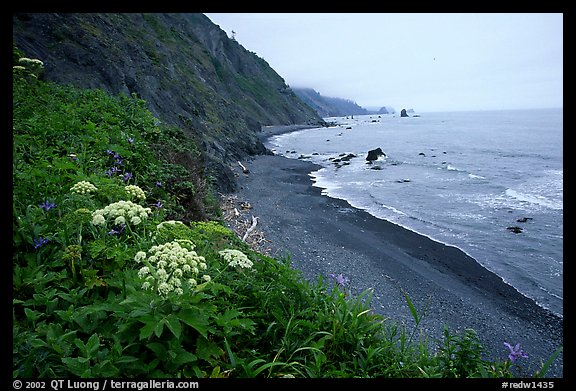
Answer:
(292, 87, 369, 117)
(12, 13, 326, 192)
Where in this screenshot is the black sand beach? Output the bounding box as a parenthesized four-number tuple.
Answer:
(227, 134, 564, 377)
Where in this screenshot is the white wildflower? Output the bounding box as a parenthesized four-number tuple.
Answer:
(134, 251, 147, 262)
(92, 213, 106, 226)
(70, 180, 98, 194)
(219, 249, 253, 269)
(125, 185, 146, 200)
(91, 200, 151, 227)
(135, 240, 210, 297)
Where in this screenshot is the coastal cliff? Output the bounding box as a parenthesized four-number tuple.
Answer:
(12, 13, 326, 191)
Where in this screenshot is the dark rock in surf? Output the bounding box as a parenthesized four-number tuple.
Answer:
(366, 148, 386, 162)
(507, 226, 523, 233)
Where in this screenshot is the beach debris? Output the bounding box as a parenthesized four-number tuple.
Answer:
(240, 201, 252, 210)
(237, 161, 250, 174)
(242, 215, 259, 242)
(220, 194, 272, 255)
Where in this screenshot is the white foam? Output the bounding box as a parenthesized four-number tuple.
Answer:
(505, 189, 563, 210)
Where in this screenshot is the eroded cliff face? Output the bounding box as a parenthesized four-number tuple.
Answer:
(12, 13, 325, 191)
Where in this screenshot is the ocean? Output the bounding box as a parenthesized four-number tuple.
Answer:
(265, 108, 563, 318)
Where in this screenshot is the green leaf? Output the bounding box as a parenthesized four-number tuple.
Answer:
(177, 308, 209, 338)
(93, 360, 119, 377)
(140, 321, 156, 340)
(62, 357, 90, 377)
(147, 342, 167, 359)
(74, 338, 86, 353)
(86, 334, 100, 357)
(154, 320, 165, 338)
(172, 347, 197, 366)
(195, 336, 223, 362)
(402, 289, 419, 323)
(216, 309, 241, 326)
(24, 308, 42, 322)
(164, 314, 182, 339)
(114, 355, 140, 364)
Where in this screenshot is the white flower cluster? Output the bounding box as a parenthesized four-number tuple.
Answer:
(19, 57, 44, 68)
(135, 240, 210, 296)
(125, 185, 146, 200)
(219, 249, 253, 269)
(92, 200, 152, 226)
(156, 220, 185, 229)
(70, 180, 98, 194)
(17, 57, 44, 75)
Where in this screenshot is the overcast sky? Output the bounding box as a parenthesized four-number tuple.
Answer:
(204, 13, 563, 113)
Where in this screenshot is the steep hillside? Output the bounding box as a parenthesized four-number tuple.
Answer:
(12, 13, 325, 191)
(292, 87, 368, 117)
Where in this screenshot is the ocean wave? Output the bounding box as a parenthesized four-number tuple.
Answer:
(505, 189, 563, 210)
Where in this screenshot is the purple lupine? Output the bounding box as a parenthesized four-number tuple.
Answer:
(33, 237, 49, 249)
(122, 172, 133, 182)
(39, 200, 56, 211)
(330, 273, 350, 287)
(154, 201, 163, 209)
(504, 342, 529, 362)
(155, 181, 163, 188)
(128, 137, 134, 144)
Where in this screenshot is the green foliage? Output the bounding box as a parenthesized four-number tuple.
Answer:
(13, 48, 561, 379)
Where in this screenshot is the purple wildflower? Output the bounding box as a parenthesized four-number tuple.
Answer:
(105, 149, 115, 156)
(105, 166, 121, 177)
(108, 225, 126, 236)
(33, 237, 49, 249)
(155, 181, 163, 188)
(39, 200, 56, 211)
(154, 200, 163, 209)
(504, 342, 529, 362)
(330, 273, 350, 287)
(128, 137, 134, 144)
(122, 172, 133, 182)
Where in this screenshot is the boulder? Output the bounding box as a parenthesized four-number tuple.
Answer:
(400, 109, 409, 117)
(366, 148, 386, 162)
(507, 226, 523, 234)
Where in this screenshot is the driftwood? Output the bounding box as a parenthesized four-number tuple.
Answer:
(242, 215, 259, 241)
(238, 161, 250, 174)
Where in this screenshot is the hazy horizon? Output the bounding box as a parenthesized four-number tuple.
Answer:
(205, 13, 563, 113)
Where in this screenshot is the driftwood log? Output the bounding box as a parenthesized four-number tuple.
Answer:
(238, 161, 250, 174)
(242, 215, 259, 241)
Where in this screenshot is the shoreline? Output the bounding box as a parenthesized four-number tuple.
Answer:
(257, 124, 326, 141)
(227, 152, 563, 377)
